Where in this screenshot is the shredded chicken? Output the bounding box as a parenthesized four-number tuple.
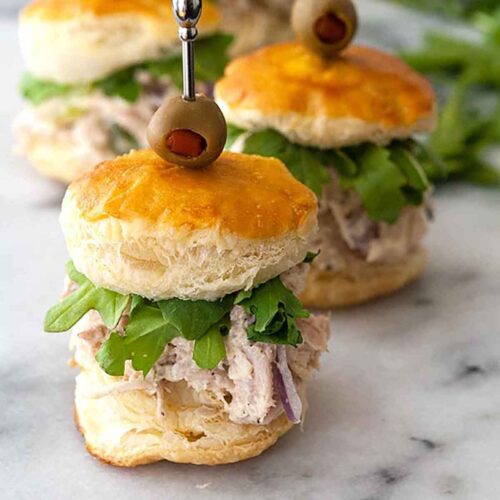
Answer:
(314, 171, 431, 272)
(70, 266, 330, 426)
(280, 263, 309, 295)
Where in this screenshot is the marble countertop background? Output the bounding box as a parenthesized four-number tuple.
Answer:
(1, 2, 499, 499)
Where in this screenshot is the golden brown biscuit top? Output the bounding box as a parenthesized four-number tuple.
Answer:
(70, 150, 317, 240)
(22, 0, 220, 25)
(216, 42, 436, 128)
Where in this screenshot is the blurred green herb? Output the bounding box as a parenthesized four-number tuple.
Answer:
(402, 8, 500, 186)
(389, 0, 498, 20)
(21, 33, 232, 105)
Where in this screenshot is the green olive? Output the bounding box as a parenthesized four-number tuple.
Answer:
(147, 94, 227, 168)
(292, 0, 358, 58)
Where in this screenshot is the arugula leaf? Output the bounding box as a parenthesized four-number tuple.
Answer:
(157, 295, 234, 341)
(240, 126, 285, 156)
(280, 145, 333, 197)
(193, 317, 230, 370)
(319, 149, 358, 177)
(242, 129, 332, 196)
(21, 33, 232, 105)
(46, 264, 309, 377)
(130, 295, 144, 314)
(343, 146, 408, 224)
(389, 0, 498, 19)
(144, 33, 233, 89)
(389, 144, 430, 191)
(237, 127, 432, 219)
(402, 11, 500, 187)
(143, 55, 184, 89)
(95, 332, 128, 377)
(194, 33, 233, 82)
(44, 271, 129, 332)
(124, 304, 179, 375)
(65, 261, 86, 286)
(95, 67, 141, 103)
(247, 312, 302, 346)
(19, 74, 74, 105)
(235, 278, 308, 346)
(95, 303, 179, 377)
(226, 123, 246, 149)
(304, 251, 320, 263)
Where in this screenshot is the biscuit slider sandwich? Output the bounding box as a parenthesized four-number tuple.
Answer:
(44, 150, 330, 466)
(14, 0, 231, 183)
(216, 0, 438, 308)
(43, 2, 330, 466)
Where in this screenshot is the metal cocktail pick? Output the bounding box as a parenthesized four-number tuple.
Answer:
(147, 0, 226, 168)
(172, 0, 202, 101)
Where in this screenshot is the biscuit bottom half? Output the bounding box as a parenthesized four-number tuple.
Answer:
(301, 249, 427, 309)
(74, 360, 294, 467)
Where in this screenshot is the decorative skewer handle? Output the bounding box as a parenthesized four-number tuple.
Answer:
(172, 0, 202, 101)
(147, 0, 226, 168)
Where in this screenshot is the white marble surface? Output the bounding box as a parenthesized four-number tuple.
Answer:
(1, 3, 500, 499)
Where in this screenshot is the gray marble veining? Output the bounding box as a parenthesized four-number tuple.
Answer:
(1, 2, 499, 499)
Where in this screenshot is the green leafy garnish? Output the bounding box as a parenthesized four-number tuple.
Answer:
(19, 73, 74, 105)
(402, 11, 500, 187)
(242, 129, 332, 197)
(303, 251, 320, 263)
(121, 303, 179, 375)
(234, 127, 432, 222)
(235, 278, 309, 346)
(144, 55, 184, 89)
(95, 297, 233, 376)
(46, 262, 308, 376)
(21, 32, 232, 105)
(95, 67, 141, 103)
(145, 33, 233, 88)
(388, 0, 498, 19)
(44, 267, 129, 332)
(95, 332, 128, 377)
(342, 146, 408, 224)
(65, 260, 86, 285)
(194, 33, 234, 82)
(193, 317, 230, 370)
(226, 123, 246, 149)
(157, 295, 234, 341)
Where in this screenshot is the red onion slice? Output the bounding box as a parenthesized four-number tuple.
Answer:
(273, 346, 302, 424)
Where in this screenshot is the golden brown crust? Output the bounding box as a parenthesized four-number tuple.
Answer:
(217, 42, 435, 129)
(70, 150, 317, 240)
(73, 365, 294, 467)
(301, 250, 427, 309)
(22, 0, 220, 25)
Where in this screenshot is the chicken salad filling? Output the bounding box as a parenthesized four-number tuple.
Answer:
(15, 33, 232, 167)
(46, 261, 330, 426)
(227, 125, 436, 269)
